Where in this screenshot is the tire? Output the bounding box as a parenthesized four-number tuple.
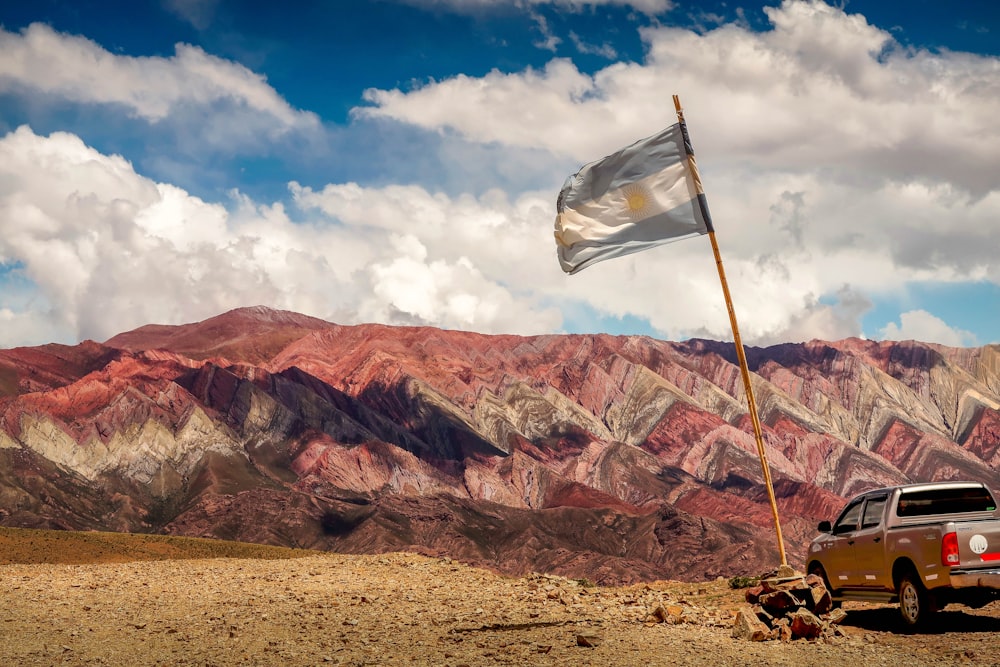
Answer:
(808, 562, 842, 609)
(898, 573, 931, 627)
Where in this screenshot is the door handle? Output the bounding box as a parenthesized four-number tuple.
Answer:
(847, 540, 854, 545)
(874, 537, 881, 543)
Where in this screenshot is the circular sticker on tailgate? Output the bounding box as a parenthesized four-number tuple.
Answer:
(969, 534, 988, 555)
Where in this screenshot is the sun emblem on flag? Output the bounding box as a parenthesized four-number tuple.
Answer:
(621, 183, 654, 220)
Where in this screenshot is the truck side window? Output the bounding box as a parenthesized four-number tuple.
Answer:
(861, 496, 887, 528)
(833, 498, 864, 535)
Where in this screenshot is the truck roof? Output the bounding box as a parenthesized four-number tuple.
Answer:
(852, 480, 987, 499)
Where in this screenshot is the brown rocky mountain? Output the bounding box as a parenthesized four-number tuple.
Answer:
(0, 306, 997, 584)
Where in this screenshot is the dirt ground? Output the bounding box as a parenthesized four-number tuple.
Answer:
(1, 551, 999, 666)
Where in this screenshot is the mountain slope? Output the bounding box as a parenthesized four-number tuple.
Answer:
(0, 306, 997, 583)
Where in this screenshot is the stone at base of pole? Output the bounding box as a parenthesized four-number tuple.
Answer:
(733, 570, 846, 642)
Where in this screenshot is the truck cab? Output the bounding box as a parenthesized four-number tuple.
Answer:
(808, 481, 1000, 627)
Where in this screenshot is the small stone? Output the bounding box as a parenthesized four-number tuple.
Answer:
(650, 604, 685, 624)
(576, 633, 603, 647)
(825, 607, 848, 625)
(773, 617, 793, 643)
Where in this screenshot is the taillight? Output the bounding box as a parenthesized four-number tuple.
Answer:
(942, 531, 960, 566)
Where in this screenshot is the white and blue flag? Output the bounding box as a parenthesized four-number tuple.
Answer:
(554, 123, 713, 274)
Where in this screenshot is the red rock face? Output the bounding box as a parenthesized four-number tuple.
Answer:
(1, 306, 998, 584)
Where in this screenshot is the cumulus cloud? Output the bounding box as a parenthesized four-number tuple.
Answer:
(3, 1, 997, 349)
(359, 1, 1000, 194)
(355, 0, 1000, 343)
(0, 23, 318, 136)
(0, 126, 561, 347)
(879, 310, 977, 347)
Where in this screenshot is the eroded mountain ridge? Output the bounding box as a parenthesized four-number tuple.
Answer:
(1, 306, 997, 583)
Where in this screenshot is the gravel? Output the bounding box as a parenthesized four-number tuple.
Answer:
(1, 552, 998, 666)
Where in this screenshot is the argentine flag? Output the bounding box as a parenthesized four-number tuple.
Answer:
(554, 123, 713, 275)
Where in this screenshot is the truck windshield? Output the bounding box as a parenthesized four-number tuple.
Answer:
(896, 487, 998, 517)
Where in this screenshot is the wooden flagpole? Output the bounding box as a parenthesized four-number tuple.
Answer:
(673, 95, 788, 567)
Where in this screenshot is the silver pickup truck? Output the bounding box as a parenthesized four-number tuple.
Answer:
(806, 481, 1000, 626)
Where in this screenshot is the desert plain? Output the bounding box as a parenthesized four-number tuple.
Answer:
(1, 528, 999, 666)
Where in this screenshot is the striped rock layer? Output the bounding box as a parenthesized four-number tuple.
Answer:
(1, 306, 997, 584)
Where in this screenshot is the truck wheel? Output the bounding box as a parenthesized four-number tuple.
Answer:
(898, 573, 930, 627)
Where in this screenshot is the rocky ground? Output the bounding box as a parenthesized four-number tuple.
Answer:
(2, 549, 999, 666)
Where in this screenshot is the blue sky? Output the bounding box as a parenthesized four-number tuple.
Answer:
(1, 0, 998, 349)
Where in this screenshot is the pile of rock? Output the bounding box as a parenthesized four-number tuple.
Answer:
(732, 572, 848, 642)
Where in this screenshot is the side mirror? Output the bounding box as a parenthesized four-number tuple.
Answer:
(817, 520, 832, 533)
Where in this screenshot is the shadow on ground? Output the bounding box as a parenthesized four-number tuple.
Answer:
(842, 604, 1000, 635)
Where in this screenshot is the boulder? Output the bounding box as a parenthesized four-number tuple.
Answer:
(733, 572, 845, 642)
(809, 583, 833, 615)
(804, 573, 824, 588)
(788, 608, 824, 640)
(732, 607, 770, 642)
(760, 589, 804, 612)
(744, 584, 765, 605)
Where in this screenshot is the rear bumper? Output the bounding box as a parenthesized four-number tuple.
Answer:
(949, 568, 1000, 589)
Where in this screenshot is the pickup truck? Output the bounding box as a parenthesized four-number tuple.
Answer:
(806, 481, 1000, 627)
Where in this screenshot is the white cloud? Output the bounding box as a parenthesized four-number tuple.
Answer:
(359, 1, 1000, 194)
(360, 236, 520, 329)
(0, 23, 318, 134)
(568, 31, 618, 59)
(359, 58, 601, 158)
(530, 11, 562, 52)
(0, 126, 561, 347)
(879, 310, 977, 347)
(163, 0, 220, 30)
(2, 1, 997, 349)
(0, 307, 65, 349)
(354, 0, 1000, 344)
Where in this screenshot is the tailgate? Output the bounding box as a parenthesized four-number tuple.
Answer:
(956, 521, 1000, 567)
